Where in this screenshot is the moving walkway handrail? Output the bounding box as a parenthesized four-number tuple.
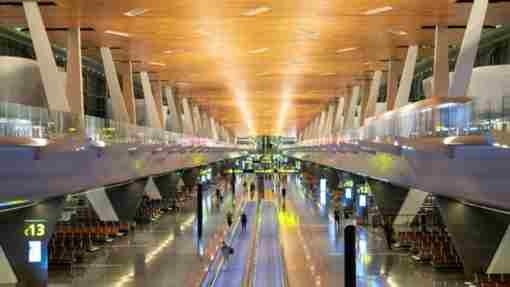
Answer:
(200, 200, 246, 287)
(241, 201, 260, 287)
(277, 206, 290, 287)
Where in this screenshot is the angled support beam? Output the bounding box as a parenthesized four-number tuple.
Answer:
(449, 0, 489, 98)
(394, 45, 418, 109)
(433, 25, 450, 98)
(164, 86, 183, 133)
(181, 98, 195, 135)
(152, 80, 164, 127)
(333, 97, 345, 134)
(119, 61, 137, 124)
(386, 61, 401, 111)
(65, 27, 84, 124)
(345, 86, 360, 129)
(23, 1, 69, 112)
(100, 47, 129, 122)
(365, 70, 383, 122)
(192, 105, 202, 137)
(140, 72, 163, 129)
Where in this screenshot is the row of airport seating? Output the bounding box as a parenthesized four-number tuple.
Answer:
(476, 274, 510, 287)
(398, 230, 463, 269)
(48, 221, 129, 265)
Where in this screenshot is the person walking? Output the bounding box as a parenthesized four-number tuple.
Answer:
(334, 208, 341, 231)
(241, 212, 248, 233)
(221, 241, 234, 268)
(226, 210, 233, 229)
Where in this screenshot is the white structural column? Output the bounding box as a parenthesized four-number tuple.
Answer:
(100, 47, 129, 122)
(365, 70, 382, 121)
(140, 72, 163, 129)
(192, 105, 202, 137)
(210, 118, 219, 140)
(151, 80, 165, 127)
(333, 97, 345, 134)
(345, 86, 360, 129)
(449, 0, 489, 98)
(328, 104, 336, 137)
(65, 27, 84, 122)
(23, 1, 69, 112)
(394, 45, 419, 109)
(181, 98, 195, 135)
(433, 26, 450, 98)
(164, 86, 182, 133)
(386, 60, 401, 111)
(120, 61, 137, 124)
(318, 111, 326, 138)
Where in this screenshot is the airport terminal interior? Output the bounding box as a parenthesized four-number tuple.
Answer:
(2, 0, 510, 286)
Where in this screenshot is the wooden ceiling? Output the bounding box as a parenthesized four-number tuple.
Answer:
(1, 0, 510, 135)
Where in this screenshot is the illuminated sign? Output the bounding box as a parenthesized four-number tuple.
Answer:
(344, 180, 354, 188)
(28, 241, 42, 263)
(24, 221, 47, 238)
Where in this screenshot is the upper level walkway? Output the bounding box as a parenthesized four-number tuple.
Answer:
(0, 101, 252, 203)
(283, 97, 510, 210)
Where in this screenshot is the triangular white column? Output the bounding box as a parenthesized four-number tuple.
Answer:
(449, 0, 489, 98)
(395, 45, 418, 109)
(345, 86, 360, 129)
(23, 1, 69, 112)
(100, 47, 129, 122)
(365, 71, 382, 121)
(433, 25, 450, 98)
(181, 98, 195, 135)
(164, 86, 183, 133)
(65, 27, 84, 123)
(140, 71, 163, 129)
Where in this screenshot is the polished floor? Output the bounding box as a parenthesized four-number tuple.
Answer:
(46, 175, 469, 287)
(281, 177, 467, 287)
(48, 186, 233, 287)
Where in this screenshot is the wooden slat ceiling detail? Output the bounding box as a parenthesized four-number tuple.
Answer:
(1, 0, 510, 135)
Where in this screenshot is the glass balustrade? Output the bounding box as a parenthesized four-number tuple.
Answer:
(294, 96, 510, 147)
(0, 101, 240, 148)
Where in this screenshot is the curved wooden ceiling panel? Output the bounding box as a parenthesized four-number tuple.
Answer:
(1, 0, 510, 135)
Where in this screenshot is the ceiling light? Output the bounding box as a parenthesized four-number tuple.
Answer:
(320, 72, 336, 76)
(104, 30, 130, 37)
(336, 47, 358, 53)
(256, 72, 271, 77)
(196, 28, 210, 36)
(388, 29, 408, 36)
(164, 49, 190, 54)
(363, 6, 393, 15)
(242, 5, 272, 16)
(124, 8, 150, 17)
(150, 62, 166, 66)
(249, 48, 270, 54)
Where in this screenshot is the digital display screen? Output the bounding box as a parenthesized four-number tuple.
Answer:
(345, 188, 352, 199)
(359, 194, 367, 207)
(28, 241, 42, 263)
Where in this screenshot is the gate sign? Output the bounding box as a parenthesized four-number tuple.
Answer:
(24, 220, 47, 239)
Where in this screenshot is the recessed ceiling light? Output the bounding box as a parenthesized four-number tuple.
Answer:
(388, 29, 408, 36)
(104, 30, 130, 37)
(196, 28, 211, 36)
(150, 62, 166, 66)
(124, 8, 150, 17)
(336, 47, 358, 53)
(242, 5, 272, 17)
(249, 47, 270, 54)
(363, 6, 393, 15)
(164, 49, 191, 54)
(320, 72, 336, 76)
(256, 72, 271, 77)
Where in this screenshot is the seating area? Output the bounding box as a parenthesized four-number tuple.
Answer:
(48, 221, 129, 265)
(475, 274, 510, 287)
(398, 230, 463, 269)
